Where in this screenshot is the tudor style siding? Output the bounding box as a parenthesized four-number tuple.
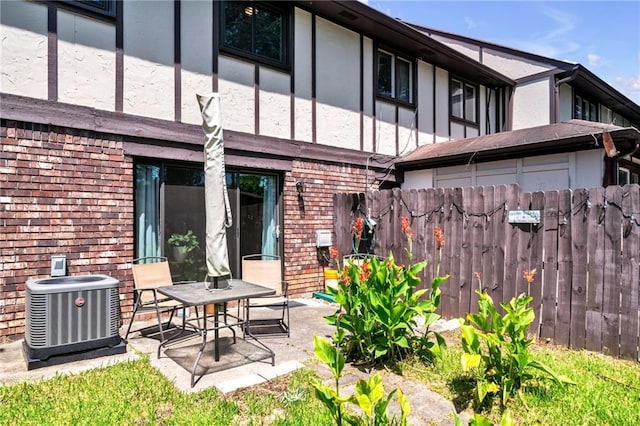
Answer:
(0, 0, 508, 341)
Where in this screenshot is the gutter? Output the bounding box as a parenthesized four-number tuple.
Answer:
(553, 65, 580, 123)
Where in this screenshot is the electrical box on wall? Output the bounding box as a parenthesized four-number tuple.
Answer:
(316, 230, 332, 248)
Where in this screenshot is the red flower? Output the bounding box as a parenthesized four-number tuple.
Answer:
(352, 217, 364, 239)
(435, 227, 444, 250)
(329, 246, 339, 260)
(401, 217, 413, 238)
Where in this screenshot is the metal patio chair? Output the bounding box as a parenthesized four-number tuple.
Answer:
(240, 254, 290, 337)
(124, 256, 186, 342)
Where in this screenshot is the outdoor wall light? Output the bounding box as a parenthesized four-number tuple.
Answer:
(296, 181, 304, 194)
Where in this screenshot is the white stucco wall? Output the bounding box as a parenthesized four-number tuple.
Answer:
(57, 10, 115, 110)
(0, 1, 48, 98)
(123, 1, 174, 120)
(434, 67, 449, 140)
(375, 101, 396, 155)
(511, 78, 551, 129)
(315, 17, 360, 150)
(482, 48, 555, 80)
(362, 37, 374, 152)
(430, 35, 481, 61)
(259, 68, 290, 139)
(218, 56, 255, 133)
(417, 60, 434, 145)
(180, 0, 212, 125)
(398, 107, 417, 156)
(294, 8, 313, 142)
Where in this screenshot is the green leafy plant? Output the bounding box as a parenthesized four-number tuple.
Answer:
(325, 220, 449, 367)
(167, 230, 199, 253)
(460, 271, 575, 408)
(312, 334, 410, 426)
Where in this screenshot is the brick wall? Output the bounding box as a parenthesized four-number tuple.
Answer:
(0, 120, 134, 342)
(282, 160, 376, 296)
(0, 120, 380, 340)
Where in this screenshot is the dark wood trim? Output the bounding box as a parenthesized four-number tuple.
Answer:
(115, 0, 124, 112)
(290, 5, 295, 140)
(174, 0, 181, 122)
(549, 75, 556, 124)
(47, 4, 57, 102)
(414, 59, 418, 148)
(359, 34, 364, 151)
(0, 93, 395, 173)
(212, 0, 219, 92)
(395, 106, 399, 156)
(507, 86, 514, 131)
(372, 40, 377, 152)
(311, 14, 316, 143)
(514, 68, 561, 85)
(254, 64, 260, 135)
(432, 64, 436, 143)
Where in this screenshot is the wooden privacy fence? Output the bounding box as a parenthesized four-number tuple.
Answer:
(333, 184, 640, 361)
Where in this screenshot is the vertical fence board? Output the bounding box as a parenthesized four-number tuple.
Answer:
(503, 185, 521, 309)
(445, 188, 463, 318)
(415, 189, 430, 289)
(540, 190, 559, 341)
(334, 193, 352, 259)
(602, 186, 623, 356)
(570, 188, 590, 350)
(459, 186, 475, 315)
(555, 189, 573, 347)
(529, 191, 545, 329)
(492, 185, 507, 303)
(619, 185, 640, 359)
(515, 191, 533, 297)
(469, 186, 485, 312)
(482, 186, 496, 300)
(586, 187, 605, 353)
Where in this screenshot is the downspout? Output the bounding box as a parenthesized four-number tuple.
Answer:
(553, 65, 580, 123)
(602, 137, 640, 187)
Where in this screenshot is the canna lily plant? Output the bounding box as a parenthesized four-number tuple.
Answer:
(325, 218, 449, 367)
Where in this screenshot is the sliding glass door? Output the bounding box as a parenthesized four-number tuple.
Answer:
(134, 162, 280, 280)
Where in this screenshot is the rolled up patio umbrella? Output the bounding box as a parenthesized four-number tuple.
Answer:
(197, 92, 232, 286)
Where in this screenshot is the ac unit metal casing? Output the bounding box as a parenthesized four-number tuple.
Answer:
(25, 275, 122, 361)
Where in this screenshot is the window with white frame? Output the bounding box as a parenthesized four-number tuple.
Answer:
(618, 167, 630, 185)
(377, 49, 413, 104)
(451, 78, 477, 123)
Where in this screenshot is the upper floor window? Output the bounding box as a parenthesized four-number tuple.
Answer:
(451, 78, 477, 123)
(574, 94, 598, 121)
(62, 0, 115, 18)
(377, 49, 413, 104)
(221, 1, 289, 68)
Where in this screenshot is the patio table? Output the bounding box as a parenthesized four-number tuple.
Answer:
(157, 279, 276, 387)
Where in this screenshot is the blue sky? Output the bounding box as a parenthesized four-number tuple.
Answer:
(363, 1, 640, 105)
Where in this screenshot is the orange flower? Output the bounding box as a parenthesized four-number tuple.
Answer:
(340, 267, 351, 286)
(474, 271, 481, 284)
(435, 227, 444, 250)
(329, 246, 339, 260)
(359, 261, 371, 282)
(523, 269, 537, 285)
(401, 217, 413, 238)
(352, 217, 364, 239)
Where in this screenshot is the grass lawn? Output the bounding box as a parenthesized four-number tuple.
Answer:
(1, 338, 638, 425)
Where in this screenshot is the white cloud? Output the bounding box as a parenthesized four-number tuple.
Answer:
(588, 53, 602, 67)
(612, 75, 640, 105)
(464, 16, 476, 30)
(504, 5, 580, 59)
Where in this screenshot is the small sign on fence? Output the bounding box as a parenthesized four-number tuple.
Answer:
(508, 210, 541, 224)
